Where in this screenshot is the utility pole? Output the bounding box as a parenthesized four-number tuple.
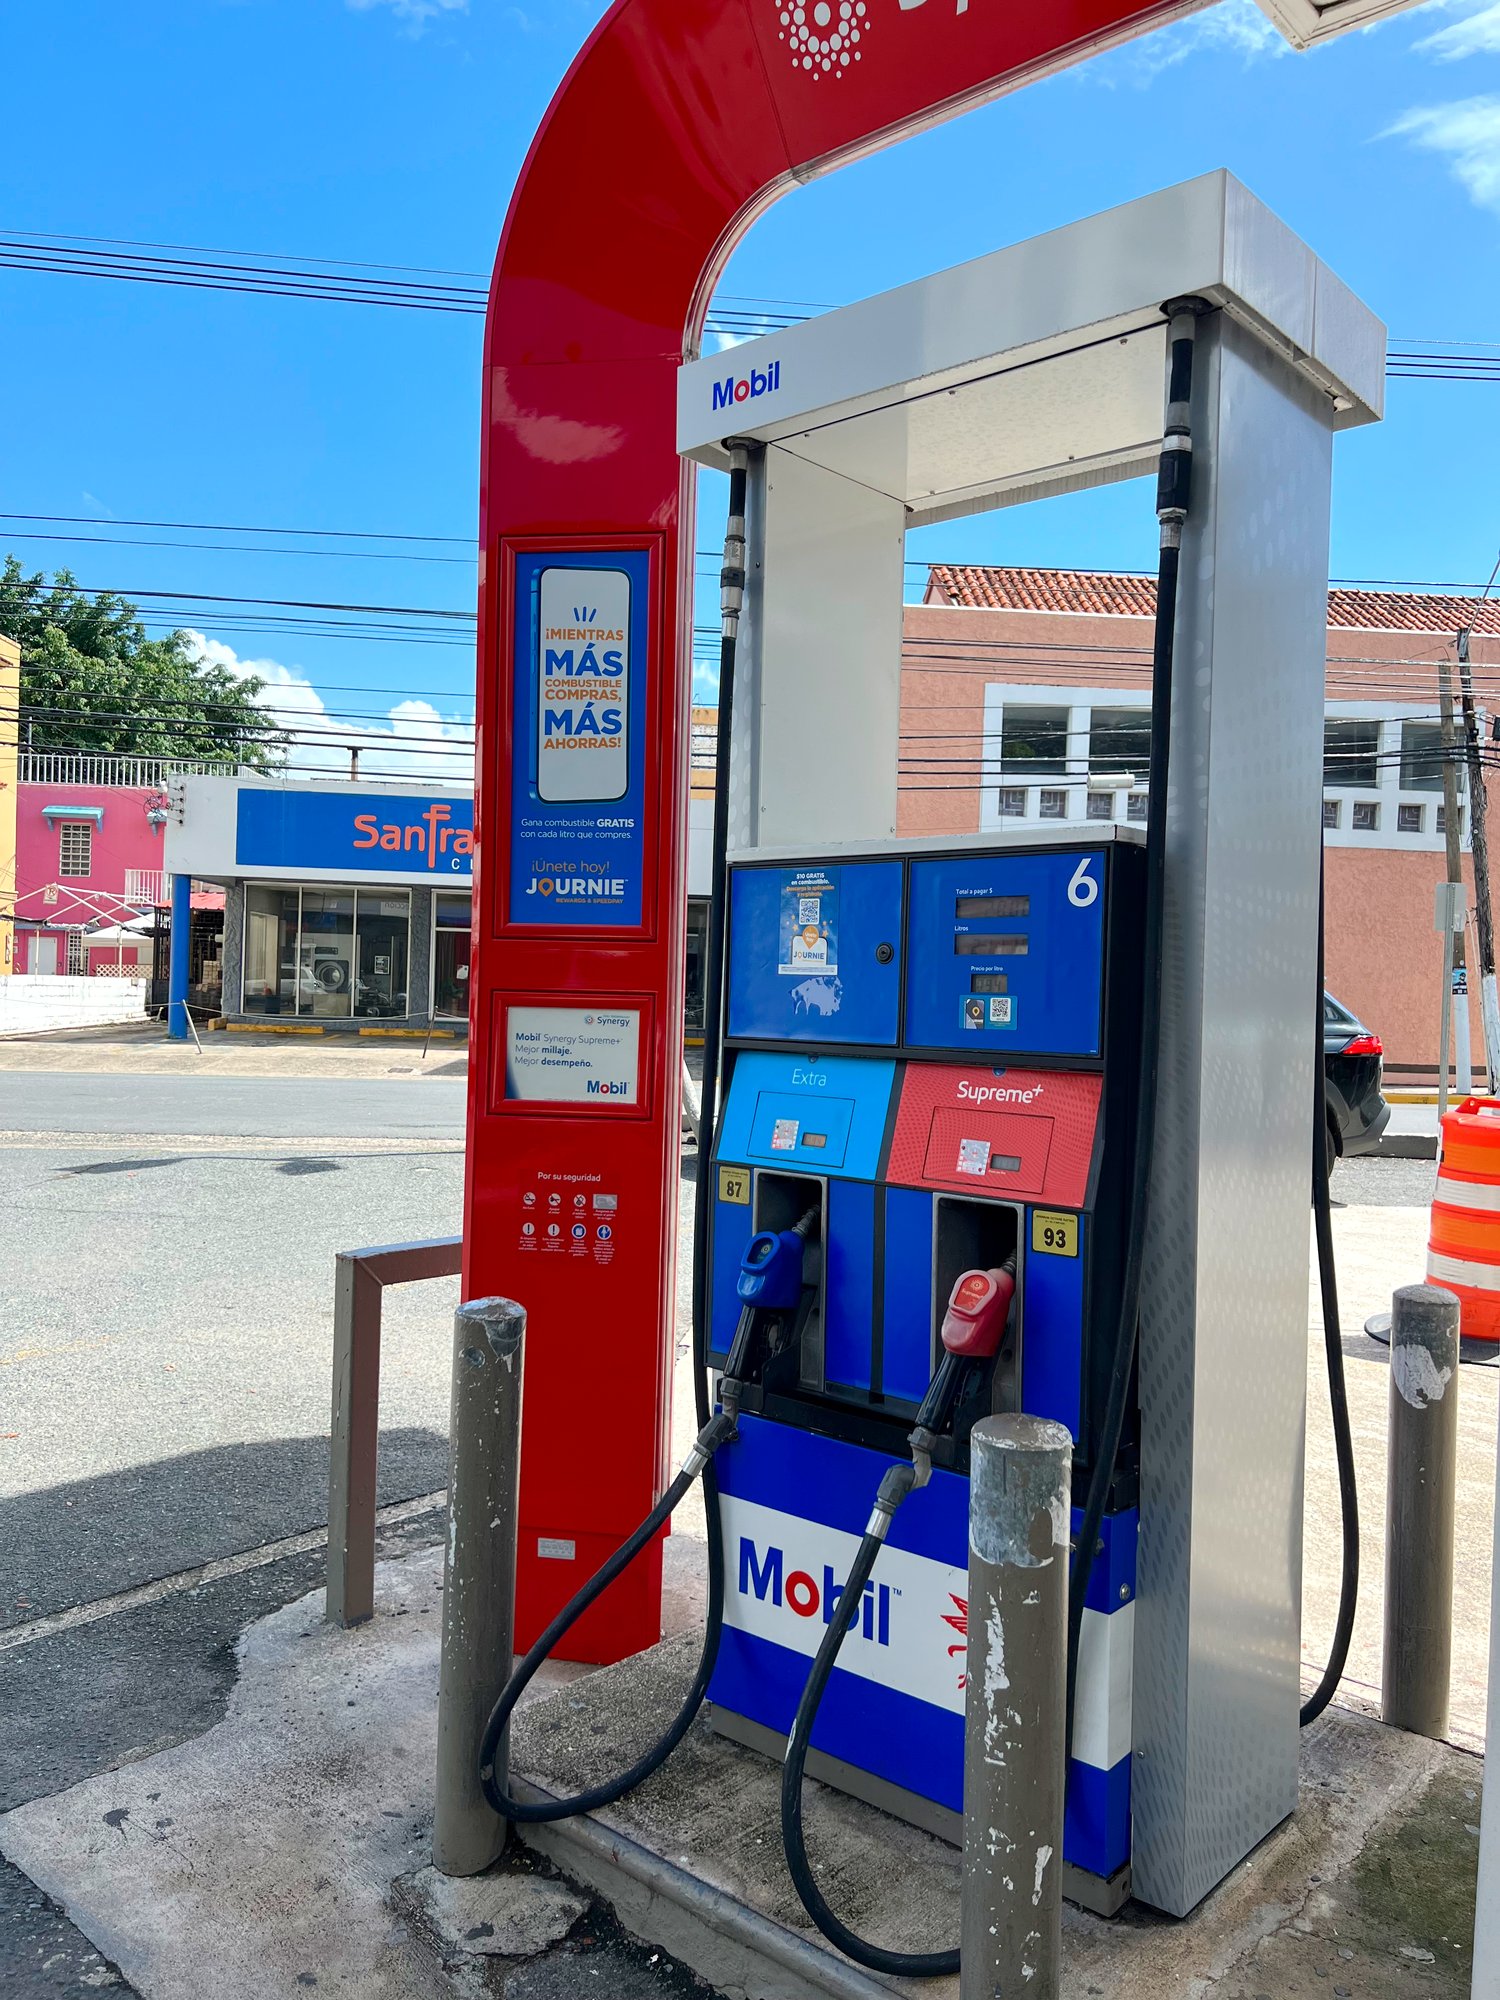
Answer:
(1438, 658, 1473, 1094)
(1458, 627, 1500, 1092)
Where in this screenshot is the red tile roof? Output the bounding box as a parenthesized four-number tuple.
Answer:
(926, 564, 1500, 635)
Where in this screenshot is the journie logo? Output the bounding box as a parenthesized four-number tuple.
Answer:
(777, 0, 869, 77)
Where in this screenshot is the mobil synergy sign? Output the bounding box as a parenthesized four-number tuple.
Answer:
(234, 786, 475, 879)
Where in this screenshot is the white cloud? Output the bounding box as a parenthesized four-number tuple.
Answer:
(1384, 95, 1500, 211)
(1415, 0, 1500, 57)
(186, 631, 474, 786)
(1081, 0, 1287, 86)
(346, 0, 467, 33)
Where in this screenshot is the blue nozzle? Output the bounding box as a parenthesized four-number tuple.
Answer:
(736, 1228, 806, 1311)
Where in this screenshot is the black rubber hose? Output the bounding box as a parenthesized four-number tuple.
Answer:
(1301, 859, 1359, 1727)
(778, 1472, 960, 1978)
(479, 1432, 729, 1819)
(474, 455, 751, 1821)
(1064, 308, 1200, 1755)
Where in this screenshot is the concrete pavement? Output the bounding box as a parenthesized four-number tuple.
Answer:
(0, 1072, 466, 1139)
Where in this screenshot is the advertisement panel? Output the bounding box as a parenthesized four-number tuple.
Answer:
(508, 549, 649, 930)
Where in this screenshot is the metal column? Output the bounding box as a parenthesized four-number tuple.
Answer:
(1382, 1283, 1459, 1738)
(1133, 310, 1334, 1915)
(167, 871, 191, 1041)
(433, 1297, 525, 1876)
(962, 1416, 1070, 2000)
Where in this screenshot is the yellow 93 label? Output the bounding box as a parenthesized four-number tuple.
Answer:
(1031, 1210, 1079, 1258)
(718, 1165, 751, 1206)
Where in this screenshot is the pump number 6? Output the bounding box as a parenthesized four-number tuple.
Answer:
(1067, 857, 1099, 908)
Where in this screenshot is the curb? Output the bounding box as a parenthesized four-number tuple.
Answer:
(1373, 1135, 1439, 1161)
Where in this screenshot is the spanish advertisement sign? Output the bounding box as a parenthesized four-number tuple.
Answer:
(509, 548, 649, 929)
(778, 868, 839, 977)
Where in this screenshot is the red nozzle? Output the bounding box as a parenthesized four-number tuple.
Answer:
(940, 1266, 1015, 1358)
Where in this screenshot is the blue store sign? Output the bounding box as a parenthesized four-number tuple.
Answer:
(235, 787, 475, 878)
(508, 547, 649, 929)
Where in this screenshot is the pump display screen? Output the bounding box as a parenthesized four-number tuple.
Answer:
(955, 893, 1030, 918)
(801, 1132, 827, 1149)
(954, 934, 1029, 956)
(969, 973, 1009, 994)
(990, 1154, 1022, 1173)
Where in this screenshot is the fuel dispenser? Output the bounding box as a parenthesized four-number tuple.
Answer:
(704, 833, 1144, 1903)
(478, 171, 1383, 1962)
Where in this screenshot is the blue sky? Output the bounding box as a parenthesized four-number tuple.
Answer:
(4, 0, 1499, 762)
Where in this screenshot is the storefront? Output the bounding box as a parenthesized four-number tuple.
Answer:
(164, 775, 473, 1033)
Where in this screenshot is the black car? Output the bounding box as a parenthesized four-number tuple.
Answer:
(1324, 991, 1389, 1171)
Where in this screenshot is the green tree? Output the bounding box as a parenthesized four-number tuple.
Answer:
(0, 558, 286, 769)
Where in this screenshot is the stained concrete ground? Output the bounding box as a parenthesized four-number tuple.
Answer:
(0, 1019, 469, 1079)
(0, 1115, 1494, 1998)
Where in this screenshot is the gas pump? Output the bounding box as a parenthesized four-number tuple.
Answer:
(478, 171, 1378, 1956)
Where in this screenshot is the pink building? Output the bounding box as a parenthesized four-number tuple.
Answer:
(900, 567, 1500, 1082)
(12, 755, 222, 981)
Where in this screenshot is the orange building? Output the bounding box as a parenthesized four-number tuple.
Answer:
(898, 566, 1500, 1081)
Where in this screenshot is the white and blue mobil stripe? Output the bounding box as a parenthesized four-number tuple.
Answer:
(708, 1414, 1135, 1881)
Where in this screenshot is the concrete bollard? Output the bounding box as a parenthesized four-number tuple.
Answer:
(962, 1414, 1072, 2000)
(1382, 1283, 1459, 1740)
(433, 1297, 525, 1877)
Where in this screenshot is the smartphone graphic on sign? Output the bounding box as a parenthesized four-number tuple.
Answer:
(535, 567, 631, 804)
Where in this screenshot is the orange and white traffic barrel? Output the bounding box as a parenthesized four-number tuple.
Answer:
(1428, 1096, 1500, 1342)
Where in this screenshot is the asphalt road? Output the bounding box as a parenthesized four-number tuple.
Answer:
(0, 1073, 467, 1139)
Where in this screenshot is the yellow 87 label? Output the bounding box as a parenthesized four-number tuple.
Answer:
(1031, 1210, 1079, 1258)
(718, 1165, 751, 1206)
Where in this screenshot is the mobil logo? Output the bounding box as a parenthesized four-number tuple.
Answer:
(739, 1537, 892, 1646)
(721, 1492, 969, 1714)
(711, 360, 782, 413)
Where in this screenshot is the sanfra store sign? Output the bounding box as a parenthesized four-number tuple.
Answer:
(234, 785, 475, 880)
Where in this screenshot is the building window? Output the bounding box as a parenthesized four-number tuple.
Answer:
(1126, 793, 1148, 823)
(685, 901, 708, 1036)
(1323, 800, 1341, 830)
(1038, 789, 1067, 820)
(1400, 721, 1447, 793)
(1397, 803, 1423, 835)
(355, 894, 411, 1018)
(66, 930, 86, 975)
(298, 891, 356, 1019)
(243, 887, 301, 1015)
(433, 892, 472, 1020)
(58, 822, 93, 878)
(1438, 804, 1463, 836)
(1324, 719, 1379, 789)
(1000, 705, 1068, 777)
(999, 787, 1026, 818)
(1086, 791, 1114, 822)
(1352, 801, 1379, 832)
(1088, 708, 1151, 784)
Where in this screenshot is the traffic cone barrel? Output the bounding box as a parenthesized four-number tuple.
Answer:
(1430, 1096, 1500, 1341)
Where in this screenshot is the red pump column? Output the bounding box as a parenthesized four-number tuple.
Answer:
(469, 0, 1186, 1662)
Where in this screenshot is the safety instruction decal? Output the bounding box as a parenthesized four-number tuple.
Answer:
(778, 869, 838, 978)
(771, 1117, 800, 1151)
(509, 548, 649, 929)
(956, 1137, 989, 1177)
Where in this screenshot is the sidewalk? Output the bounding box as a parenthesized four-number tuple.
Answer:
(0, 1021, 469, 1081)
(0, 1176, 1490, 1998)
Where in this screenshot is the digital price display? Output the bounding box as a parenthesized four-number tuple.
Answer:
(990, 1154, 1022, 1173)
(954, 934, 1029, 956)
(955, 894, 1030, 918)
(801, 1132, 827, 1149)
(969, 973, 1009, 994)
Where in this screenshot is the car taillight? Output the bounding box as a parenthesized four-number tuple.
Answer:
(1343, 1031, 1382, 1057)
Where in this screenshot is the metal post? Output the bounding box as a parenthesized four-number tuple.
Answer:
(962, 1414, 1071, 2000)
(1471, 1372, 1500, 1999)
(1382, 1283, 1459, 1739)
(1458, 629, 1500, 1092)
(1439, 658, 1472, 1096)
(1437, 884, 1467, 1121)
(167, 871, 190, 1041)
(433, 1296, 525, 1877)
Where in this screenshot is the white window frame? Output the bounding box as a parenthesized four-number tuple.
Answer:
(58, 821, 93, 878)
